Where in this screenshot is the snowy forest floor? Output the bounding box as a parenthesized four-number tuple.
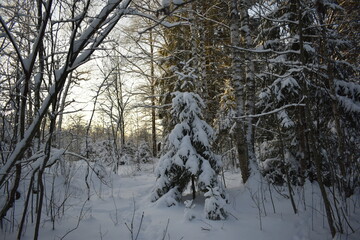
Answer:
(1, 161, 360, 240)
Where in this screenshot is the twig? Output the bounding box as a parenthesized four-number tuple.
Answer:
(161, 219, 170, 240)
(125, 197, 145, 240)
(60, 199, 89, 240)
(247, 187, 263, 231)
(228, 212, 239, 220)
(199, 219, 213, 229)
(135, 212, 144, 240)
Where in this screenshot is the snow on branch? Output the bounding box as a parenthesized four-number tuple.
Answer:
(0, 16, 26, 72)
(261, 68, 303, 79)
(234, 102, 306, 119)
(0, 0, 131, 187)
(69, 0, 131, 69)
(0, 0, 53, 76)
(227, 45, 300, 55)
(126, 0, 194, 34)
(64, 151, 110, 185)
(337, 96, 360, 113)
(127, 8, 189, 34)
(258, 14, 299, 25)
(336, 80, 360, 97)
(29, 148, 66, 172)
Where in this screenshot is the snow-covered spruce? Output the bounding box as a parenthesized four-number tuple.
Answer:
(151, 91, 227, 220)
(184, 199, 196, 221)
(136, 141, 152, 164)
(204, 186, 227, 220)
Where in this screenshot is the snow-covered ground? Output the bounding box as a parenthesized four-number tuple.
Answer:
(1, 162, 359, 240)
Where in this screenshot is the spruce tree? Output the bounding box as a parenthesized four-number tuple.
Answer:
(151, 91, 227, 220)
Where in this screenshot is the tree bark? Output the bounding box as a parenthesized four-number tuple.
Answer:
(149, 29, 157, 157)
(230, 0, 249, 183)
(240, 0, 256, 163)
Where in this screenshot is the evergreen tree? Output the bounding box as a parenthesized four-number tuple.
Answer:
(151, 91, 227, 220)
(253, 0, 360, 235)
(157, 0, 231, 137)
(136, 141, 152, 163)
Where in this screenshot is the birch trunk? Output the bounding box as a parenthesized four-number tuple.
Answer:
(240, 0, 256, 163)
(230, 0, 249, 183)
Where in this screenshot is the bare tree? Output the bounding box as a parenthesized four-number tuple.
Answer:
(0, 0, 133, 237)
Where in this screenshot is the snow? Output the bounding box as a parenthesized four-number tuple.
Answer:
(151, 91, 224, 216)
(0, 89, 54, 184)
(337, 95, 360, 113)
(3, 162, 358, 240)
(153, 187, 180, 207)
(303, 43, 315, 53)
(168, 122, 190, 147)
(162, 0, 170, 8)
(198, 160, 216, 187)
(172, 0, 184, 5)
(204, 186, 227, 220)
(184, 199, 196, 221)
(30, 148, 66, 171)
(277, 110, 295, 128)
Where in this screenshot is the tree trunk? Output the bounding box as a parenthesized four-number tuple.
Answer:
(188, 1, 199, 91)
(316, 3, 346, 179)
(191, 176, 196, 200)
(57, 72, 73, 148)
(240, 0, 256, 162)
(297, 1, 336, 236)
(34, 98, 58, 239)
(230, 0, 249, 183)
(149, 29, 157, 157)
